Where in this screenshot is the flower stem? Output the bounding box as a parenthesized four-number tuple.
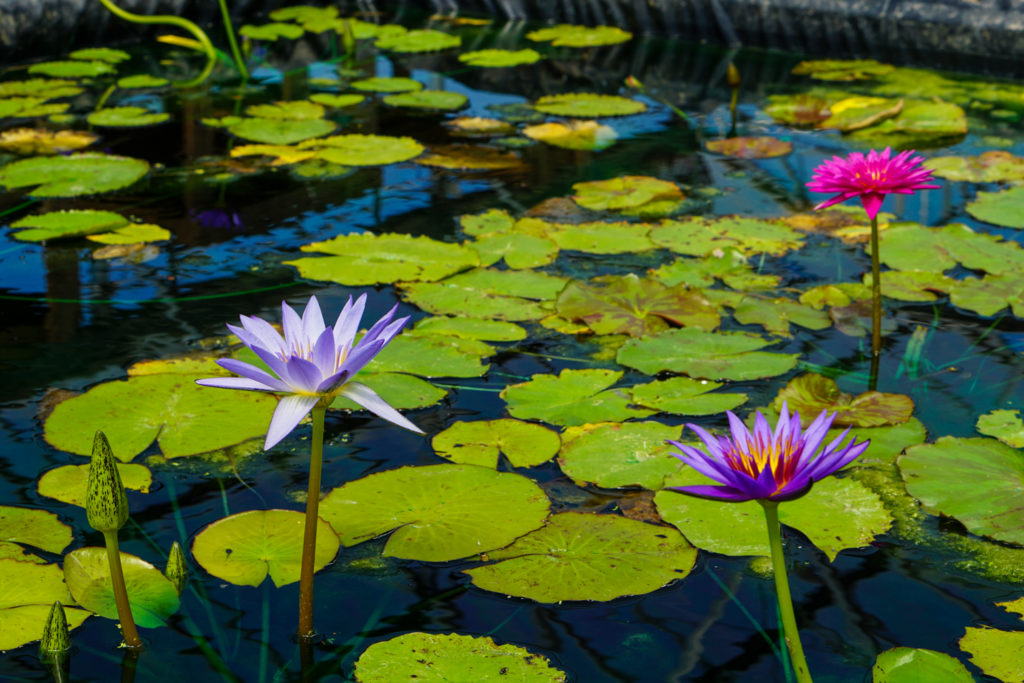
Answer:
(102, 531, 143, 649)
(297, 403, 327, 639)
(215, 0, 249, 79)
(759, 501, 812, 683)
(869, 215, 882, 360)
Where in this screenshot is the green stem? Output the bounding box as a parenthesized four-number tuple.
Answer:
(869, 215, 881, 390)
(759, 501, 812, 683)
(102, 531, 143, 649)
(297, 403, 327, 638)
(215, 0, 249, 79)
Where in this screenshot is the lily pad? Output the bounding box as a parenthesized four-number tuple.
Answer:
(617, 328, 799, 380)
(354, 632, 566, 683)
(926, 150, 1024, 183)
(848, 99, 966, 148)
(534, 93, 645, 118)
(522, 120, 617, 150)
(117, 75, 169, 88)
(966, 186, 1024, 228)
(629, 377, 747, 416)
(764, 94, 832, 126)
(319, 464, 550, 562)
(526, 24, 632, 47)
(63, 547, 179, 628)
(230, 144, 316, 166)
(820, 97, 904, 132)
(9, 210, 128, 241)
(0, 128, 96, 155)
(650, 216, 805, 257)
(705, 136, 793, 159)
(459, 49, 541, 67)
(300, 134, 423, 165)
(28, 60, 115, 78)
(571, 175, 682, 211)
(0, 506, 72, 554)
(86, 223, 170, 245)
(959, 627, 1024, 683)
(70, 47, 130, 63)
(899, 437, 1024, 545)
(517, 218, 656, 254)
(0, 97, 69, 119)
(470, 231, 559, 269)
(0, 603, 90, 652)
(0, 79, 82, 99)
(829, 417, 926, 468)
(792, 59, 893, 81)
(445, 116, 516, 137)
(239, 22, 305, 40)
(502, 368, 655, 426)
(708, 291, 831, 337)
(349, 77, 423, 93)
(416, 144, 521, 170)
(773, 374, 914, 427)
(432, 419, 561, 468)
(877, 222, 1024, 275)
(556, 274, 719, 337)
(331, 372, 447, 412)
(245, 101, 325, 120)
(872, 647, 973, 683)
(383, 90, 468, 111)
(191, 509, 339, 588)
(362, 333, 490, 378)
(0, 153, 148, 198)
(38, 463, 151, 507)
(398, 268, 565, 320)
(309, 93, 365, 108)
(976, 409, 1024, 448)
(226, 117, 335, 144)
(287, 233, 477, 285)
(465, 512, 695, 602)
(651, 251, 780, 291)
(950, 272, 1024, 317)
(557, 421, 684, 489)
(460, 208, 515, 236)
(375, 28, 460, 52)
(87, 106, 170, 128)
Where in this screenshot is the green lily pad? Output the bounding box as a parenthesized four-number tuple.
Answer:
(465, 512, 695, 602)
(86, 223, 171, 244)
(239, 22, 305, 40)
(44, 372, 278, 460)
(416, 144, 522, 170)
(557, 421, 684, 489)
(28, 60, 116, 78)
(375, 28, 460, 52)
(848, 99, 966, 148)
(526, 24, 632, 47)
(649, 216, 805, 257)
(534, 93, 645, 118)
(0, 79, 82, 99)
(0, 97, 69, 119)
(287, 233, 477, 285)
(432, 419, 561, 468)
(383, 90, 468, 111)
(998, 597, 1024, 620)
(319, 464, 549, 562)
(522, 120, 617, 150)
(629, 377, 748, 416)
(866, 270, 956, 303)
(959, 627, 1024, 683)
(191, 509, 339, 588)
(361, 333, 490, 378)
(819, 96, 904, 132)
(877, 222, 1024, 274)
(571, 175, 682, 211)
(0, 506, 72, 554)
(0, 559, 70, 610)
(555, 274, 719, 337)
(231, 144, 317, 166)
(245, 101, 325, 120)
(764, 94, 832, 126)
(398, 268, 565, 321)
(70, 48, 130, 63)
(349, 77, 423, 93)
(0, 542, 45, 563)
(966, 186, 1024, 228)
(926, 150, 1024, 183)
(976, 409, 1024, 448)
(354, 632, 566, 683)
(0, 603, 90, 652)
(309, 93, 365, 108)
(705, 136, 793, 159)
(792, 59, 893, 81)
(330, 372, 447, 412)
(116, 75, 169, 89)
(872, 647, 973, 683)
(411, 316, 526, 342)
(226, 117, 335, 144)
(501, 368, 655, 426)
(458, 49, 541, 67)
(651, 251, 780, 291)
(63, 547, 179, 628)
(830, 418, 926, 468)
(617, 328, 799, 380)
(9, 210, 127, 241)
(38, 463, 151, 507)
(460, 208, 515, 236)
(773, 374, 914, 427)
(300, 134, 423, 165)
(517, 218, 656, 254)
(708, 291, 831, 337)
(470, 231, 559, 269)
(950, 273, 1024, 317)
(899, 437, 1024, 545)
(0, 153, 148, 198)
(655, 474, 891, 561)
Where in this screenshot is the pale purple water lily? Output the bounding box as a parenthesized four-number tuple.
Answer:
(197, 294, 423, 449)
(666, 403, 869, 502)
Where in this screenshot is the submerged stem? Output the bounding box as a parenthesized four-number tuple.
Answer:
(102, 531, 143, 649)
(297, 403, 327, 638)
(215, 0, 249, 79)
(759, 501, 813, 683)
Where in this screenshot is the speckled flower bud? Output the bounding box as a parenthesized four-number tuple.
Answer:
(86, 431, 129, 533)
(727, 62, 741, 89)
(165, 541, 188, 595)
(40, 601, 70, 655)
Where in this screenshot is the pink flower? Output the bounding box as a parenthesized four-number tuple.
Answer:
(806, 147, 939, 219)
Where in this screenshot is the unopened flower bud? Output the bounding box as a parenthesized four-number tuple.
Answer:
(624, 75, 643, 90)
(165, 541, 188, 595)
(40, 601, 70, 656)
(86, 431, 129, 534)
(727, 62, 740, 89)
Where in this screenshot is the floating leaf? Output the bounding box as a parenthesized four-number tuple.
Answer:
(998, 598, 1024, 620)
(465, 513, 695, 602)
(85, 223, 170, 244)
(831, 418, 926, 468)
(300, 133, 423, 165)
(526, 24, 632, 47)
(872, 647, 973, 683)
(286, 233, 477, 285)
(0, 97, 69, 119)
(445, 116, 515, 137)
(0, 79, 82, 99)
(650, 216, 804, 257)
(792, 59, 893, 81)
(557, 421, 684, 489)
(848, 99, 966, 148)
(432, 420, 561, 468)
(864, 270, 953, 303)
(650, 251, 780, 291)
(617, 328, 799, 380)
(116, 75, 169, 88)
(44, 373, 277, 460)
(38, 463, 151, 507)
(976, 409, 1024, 448)
(192, 510, 339, 588)
(630, 377, 747, 416)
(459, 48, 541, 67)
(239, 22, 304, 40)
(517, 217, 656, 254)
(309, 93, 365, 108)
(320, 464, 549, 562)
(705, 136, 792, 159)
(354, 632, 566, 683)
(245, 101, 325, 120)
(460, 208, 515, 236)
(411, 316, 526, 341)
(926, 150, 1024, 183)
(375, 28, 460, 52)
(0, 506, 72, 554)
(820, 97, 903, 132)
(708, 290, 830, 337)
(900, 437, 1024, 545)
(0, 603, 90, 652)
(571, 175, 682, 211)
(959, 627, 1024, 683)
(0, 153, 148, 198)
(470, 231, 559, 269)
(331, 372, 447, 411)
(349, 76, 423, 93)
(877, 222, 1024, 275)
(227, 117, 335, 144)
(362, 333, 490, 378)
(70, 47, 130, 63)
(966, 186, 1024, 229)
(383, 90, 468, 111)
(773, 374, 913, 427)
(534, 93, 645, 118)
(398, 268, 565, 321)
(522, 120, 617, 150)
(416, 144, 521, 170)
(230, 144, 317, 166)
(764, 94, 832, 126)
(9, 210, 128, 241)
(950, 272, 1024, 317)
(502, 368, 655, 426)
(63, 548, 179, 628)
(556, 274, 719, 337)
(29, 61, 116, 78)
(0, 128, 96, 155)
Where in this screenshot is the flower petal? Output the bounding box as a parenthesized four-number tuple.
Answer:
(666, 484, 754, 502)
(238, 315, 286, 356)
(311, 326, 338, 375)
(333, 294, 367, 353)
(338, 382, 423, 434)
(338, 338, 386, 379)
(215, 358, 290, 391)
(195, 377, 279, 392)
(276, 356, 324, 393)
(264, 395, 320, 449)
(860, 192, 885, 219)
(301, 295, 326, 342)
(281, 300, 305, 351)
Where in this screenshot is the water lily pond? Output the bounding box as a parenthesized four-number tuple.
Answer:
(3, 6, 1024, 682)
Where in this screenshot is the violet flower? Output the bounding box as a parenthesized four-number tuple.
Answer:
(197, 294, 422, 449)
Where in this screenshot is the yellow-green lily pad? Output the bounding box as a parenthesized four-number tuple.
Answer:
(976, 409, 1024, 448)
(116, 74, 169, 88)
(847, 99, 966, 148)
(227, 117, 335, 144)
(86, 223, 170, 244)
(432, 419, 561, 469)
(872, 647, 973, 683)
(10, 210, 127, 241)
(411, 316, 526, 342)
(458, 49, 541, 67)
(959, 627, 1024, 683)
(526, 24, 632, 48)
(239, 22, 304, 40)
(792, 59, 893, 81)
(0, 603, 90, 652)
(70, 47, 130, 63)
(0, 153, 149, 198)
(383, 90, 468, 111)
(398, 268, 565, 320)
(502, 368, 655, 426)
(375, 28, 460, 52)
(0, 506, 72, 554)
(773, 373, 914, 427)
(534, 93, 645, 118)
(0, 78, 82, 98)
(926, 150, 1024, 183)
(650, 216, 805, 257)
(705, 136, 793, 159)
(245, 101, 325, 120)
(300, 133, 423, 165)
(38, 463, 151, 507)
(63, 548, 179, 628)
(572, 175, 682, 211)
(950, 272, 1024, 317)
(877, 222, 1024, 274)
(87, 106, 169, 127)
(617, 328, 799, 380)
(966, 186, 1024, 229)
(651, 251, 781, 291)
(309, 93, 365, 108)
(522, 120, 617, 150)
(629, 377, 747, 416)
(350, 76, 423, 93)
(557, 421, 684, 489)
(0, 97, 69, 119)
(517, 218, 656, 254)
(470, 231, 559, 269)
(363, 333, 490, 378)
(331, 372, 447, 412)
(28, 60, 115, 78)
(0, 127, 96, 155)
(709, 290, 831, 337)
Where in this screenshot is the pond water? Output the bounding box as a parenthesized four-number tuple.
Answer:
(2, 7, 1024, 683)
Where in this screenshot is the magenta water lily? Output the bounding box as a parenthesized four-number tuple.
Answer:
(806, 147, 939, 219)
(197, 294, 423, 449)
(667, 403, 869, 503)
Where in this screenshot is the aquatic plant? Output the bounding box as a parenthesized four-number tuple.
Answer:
(667, 405, 869, 682)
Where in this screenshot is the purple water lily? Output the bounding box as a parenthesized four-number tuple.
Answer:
(197, 294, 422, 449)
(666, 403, 869, 503)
